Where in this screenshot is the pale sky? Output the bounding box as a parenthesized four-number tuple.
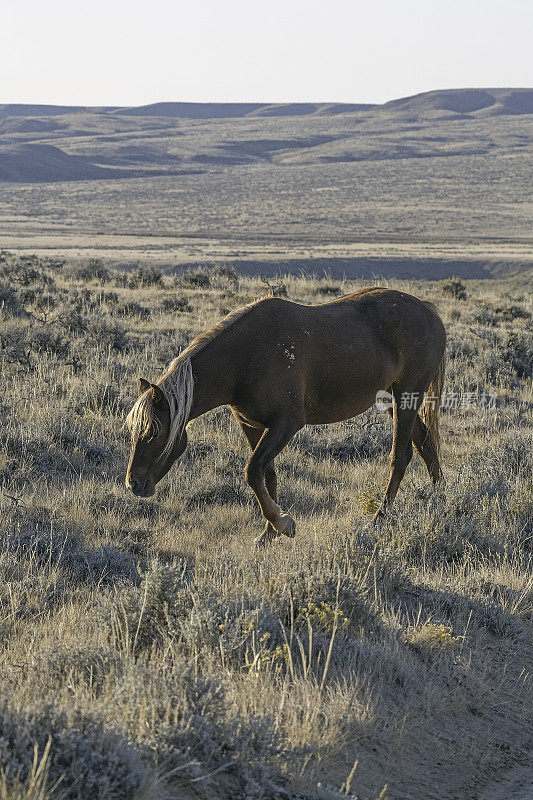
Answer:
(1, 0, 532, 106)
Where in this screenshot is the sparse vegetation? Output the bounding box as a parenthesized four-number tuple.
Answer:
(0, 254, 531, 800)
(1, 94, 532, 278)
(406, 622, 461, 652)
(439, 276, 467, 300)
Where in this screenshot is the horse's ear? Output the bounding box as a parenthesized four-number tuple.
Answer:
(150, 383, 165, 405)
(139, 377, 151, 395)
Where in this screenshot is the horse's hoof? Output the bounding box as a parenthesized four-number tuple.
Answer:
(254, 523, 278, 548)
(276, 513, 296, 538)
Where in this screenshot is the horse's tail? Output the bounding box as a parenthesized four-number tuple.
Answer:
(421, 352, 446, 458)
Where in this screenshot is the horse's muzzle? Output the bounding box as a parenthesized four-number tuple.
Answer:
(126, 475, 155, 498)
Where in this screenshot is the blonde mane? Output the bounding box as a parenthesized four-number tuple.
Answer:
(126, 356, 195, 463)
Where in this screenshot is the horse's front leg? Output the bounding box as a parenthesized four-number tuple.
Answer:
(232, 413, 279, 544)
(244, 413, 303, 544)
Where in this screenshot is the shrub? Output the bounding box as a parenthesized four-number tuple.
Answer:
(494, 304, 530, 321)
(56, 306, 87, 335)
(83, 320, 128, 351)
(0, 325, 32, 368)
(29, 329, 70, 358)
(23, 645, 121, 698)
(0, 284, 23, 317)
(211, 265, 239, 287)
(317, 284, 341, 295)
(160, 296, 192, 313)
(1, 261, 52, 288)
(45, 257, 67, 270)
(260, 276, 288, 297)
(474, 307, 498, 327)
(64, 260, 109, 283)
(118, 302, 150, 320)
(296, 601, 350, 632)
(0, 704, 149, 800)
(439, 276, 467, 300)
(407, 622, 461, 652)
(111, 563, 193, 653)
(176, 269, 211, 288)
(504, 332, 532, 379)
(130, 266, 162, 288)
(100, 291, 119, 306)
(110, 272, 130, 288)
(358, 487, 381, 514)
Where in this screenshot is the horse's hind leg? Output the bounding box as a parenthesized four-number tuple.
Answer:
(387, 408, 441, 484)
(412, 415, 442, 484)
(375, 402, 417, 520)
(234, 415, 279, 544)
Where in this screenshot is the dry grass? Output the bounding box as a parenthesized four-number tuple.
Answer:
(0, 253, 531, 799)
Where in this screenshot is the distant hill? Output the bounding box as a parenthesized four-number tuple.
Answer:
(0, 143, 141, 182)
(0, 143, 200, 182)
(1, 88, 531, 122)
(0, 88, 531, 183)
(111, 101, 377, 118)
(0, 104, 116, 121)
(383, 88, 533, 116)
(0, 101, 376, 122)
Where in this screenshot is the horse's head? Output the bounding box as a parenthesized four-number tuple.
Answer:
(125, 378, 188, 497)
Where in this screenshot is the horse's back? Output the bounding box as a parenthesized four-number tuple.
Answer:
(243, 288, 445, 357)
(329, 288, 445, 350)
(229, 288, 445, 425)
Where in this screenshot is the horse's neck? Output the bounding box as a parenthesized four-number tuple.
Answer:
(187, 337, 235, 420)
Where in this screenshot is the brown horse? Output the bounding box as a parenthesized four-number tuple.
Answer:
(126, 287, 446, 544)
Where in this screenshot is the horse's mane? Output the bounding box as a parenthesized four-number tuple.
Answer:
(179, 298, 260, 359)
(126, 298, 261, 461)
(158, 356, 195, 461)
(126, 355, 194, 463)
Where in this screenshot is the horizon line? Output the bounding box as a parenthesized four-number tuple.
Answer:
(2, 86, 532, 109)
